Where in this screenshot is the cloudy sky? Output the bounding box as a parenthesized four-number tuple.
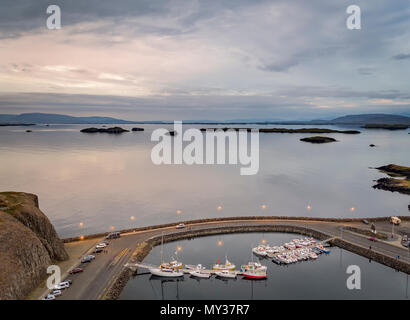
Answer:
(0, 0, 409, 120)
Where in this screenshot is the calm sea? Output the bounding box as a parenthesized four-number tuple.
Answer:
(0, 124, 408, 238)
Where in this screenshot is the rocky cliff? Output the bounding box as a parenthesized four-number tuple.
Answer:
(0, 192, 68, 300)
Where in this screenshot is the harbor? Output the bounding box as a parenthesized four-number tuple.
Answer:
(129, 236, 335, 280)
(120, 232, 410, 300)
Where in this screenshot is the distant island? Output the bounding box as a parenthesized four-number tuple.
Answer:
(200, 128, 360, 134)
(80, 127, 129, 134)
(373, 164, 410, 195)
(0, 113, 137, 125)
(1, 112, 409, 125)
(362, 124, 409, 130)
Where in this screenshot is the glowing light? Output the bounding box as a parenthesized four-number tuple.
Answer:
(79, 235, 85, 241)
(130, 216, 135, 220)
(261, 239, 267, 244)
(109, 226, 115, 231)
(79, 222, 84, 227)
(261, 204, 267, 210)
(350, 207, 355, 212)
(217, 240, 223, 246)
(306, 205, 312, 211)
(217, 206, 223, 211)
(177, 245, 182, 252)
(176, 210, 182, 215)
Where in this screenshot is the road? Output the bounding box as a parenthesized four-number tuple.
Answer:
(52, 218, 410, 300)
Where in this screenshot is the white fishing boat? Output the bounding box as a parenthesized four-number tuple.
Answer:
(213, 258, 236, 271)
(245, 261, 267, 271)
(240, 266, 267, 279)
(189, 266, 212, 279)
(252, 245, 267, 257)
(215, 270, 237, 278)
(185, 264, 206, 270)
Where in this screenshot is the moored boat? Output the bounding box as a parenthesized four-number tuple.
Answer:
(189, 269, 211, 279)
(149, 266, 184, 277)
(215, 270, 237, 278)
(213, 258, 236, 271)
(240, 263, 267, 279)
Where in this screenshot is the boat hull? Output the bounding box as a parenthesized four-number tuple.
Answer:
(241, 273, 267, 279)
(189, 271, 211, 279)
(149, 268, 184, 277)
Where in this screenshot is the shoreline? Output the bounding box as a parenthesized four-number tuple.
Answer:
(62, 215, 410, 243)
(103, 222, 410, 300)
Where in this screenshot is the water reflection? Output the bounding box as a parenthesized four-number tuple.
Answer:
(121, 233, 410, 300)
(0, 124, 409, 237)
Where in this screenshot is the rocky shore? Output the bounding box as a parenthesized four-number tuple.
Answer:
(0, 192, 68, 300)
(373, 164, 410, 195)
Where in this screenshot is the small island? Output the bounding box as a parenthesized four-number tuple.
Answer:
(200, 127, 360, 134)
(373, 164, 410, 195)
(131, 127, 144, 132)
(300, 136, 337, 144)
(80, 127, 129, 134)
(362, 124, 409, 130)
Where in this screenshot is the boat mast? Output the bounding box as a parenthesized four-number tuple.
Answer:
(161, 232, 164, 264)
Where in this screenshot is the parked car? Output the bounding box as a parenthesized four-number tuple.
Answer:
(96, 243, 107, 249)
(52, 290, 62, 297)
(86, 255, 95, 260)
(94, 248, 103, 253)
(362, 219, 369, 225)
(176, 223, 186, 229)
(368, 237, 378, 242)
(66, 279, 73, 285)
(81, 256, 93, 263)
(54, 281, 70, 290)
(69, 268, 83, 274)
(42, 294, 55, 300)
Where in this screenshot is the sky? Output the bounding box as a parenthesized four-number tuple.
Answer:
(0, 0, 409, 120)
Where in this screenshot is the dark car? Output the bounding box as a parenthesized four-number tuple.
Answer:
(362, 219, 369, 225)
(94, 248, 103, 253)
(69, 268, 83, 274)
(81, 257, 93, 263)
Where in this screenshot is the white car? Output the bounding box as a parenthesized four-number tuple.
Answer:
(176, 223, 186, 229)
(96, 243, 107, 249)
(42, 294, 55, 300)
(52, 290, 62, 297)
(54, 281, 70, 290)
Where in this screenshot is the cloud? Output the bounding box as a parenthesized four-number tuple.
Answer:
(1, 0, 410, 119)
(392, 53, 410, 60)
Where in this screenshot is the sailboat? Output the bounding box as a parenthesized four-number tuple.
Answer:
(149, 233, 184, 278)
